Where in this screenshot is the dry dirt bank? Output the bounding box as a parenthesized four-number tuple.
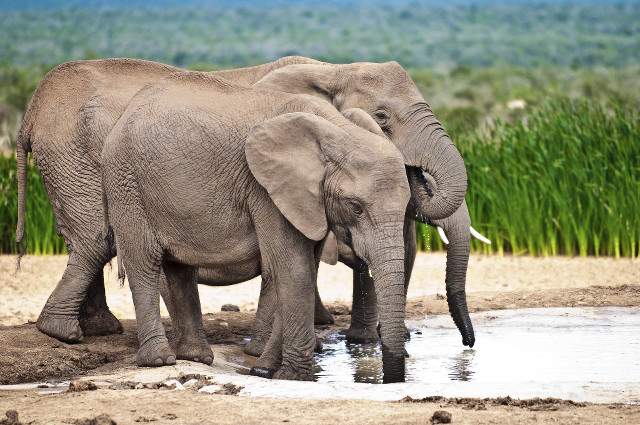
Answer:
(0, 253, 639, 424)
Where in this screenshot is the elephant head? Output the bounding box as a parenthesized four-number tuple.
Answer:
(246, 112, 410, 382)
(338, 108, 490, 348)
(253, 61, 467, 221)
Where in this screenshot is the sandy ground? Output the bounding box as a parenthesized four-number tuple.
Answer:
(2, 252, 639, 326)
(1, 252, 639, 424)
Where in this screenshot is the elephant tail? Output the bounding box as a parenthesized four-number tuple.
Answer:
(101, 179, 125, 285)
(15, 126, 32, 272)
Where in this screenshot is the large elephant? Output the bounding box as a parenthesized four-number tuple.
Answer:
(16, 56, 474, 347)
(16, 56, 322, 342)
(102, 72, 411, 382)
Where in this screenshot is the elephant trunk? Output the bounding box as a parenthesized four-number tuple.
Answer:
(436, 201, 475, 347)
(369, 252, 406, 383)
(402, 104, 467, 221)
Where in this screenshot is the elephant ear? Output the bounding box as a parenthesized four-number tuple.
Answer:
(246, 112, 350, 241)
(341, 108, 385, 137)
(319, 231, 338, 265)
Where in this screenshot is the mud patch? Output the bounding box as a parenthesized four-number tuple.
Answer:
(73, 414, 116, 425)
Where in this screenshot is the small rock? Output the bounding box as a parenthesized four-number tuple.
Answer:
(68, 380, 98, 392)
(163, 380, 184, 390)
(161, 413, 178, 420)
(221, 304, 240, 312)
(0, 410, 20, 425)
(430, 410, 452, 424)
(436, 293, 445, 300)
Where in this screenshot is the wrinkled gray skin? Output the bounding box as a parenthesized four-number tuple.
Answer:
(102, 73, 411, 382)
(322, 109, 476, 347)
(15, 57, 473, 351)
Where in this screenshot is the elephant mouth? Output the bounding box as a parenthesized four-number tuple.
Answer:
(407, 165, 434, 197)
(354, 255, 367, 273)
(406, 205, 432, 225)
(404, 165, 434, 226)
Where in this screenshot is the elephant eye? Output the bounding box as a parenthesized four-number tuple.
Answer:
(350, 201, 364, 216)
(374, 110, 389, 122)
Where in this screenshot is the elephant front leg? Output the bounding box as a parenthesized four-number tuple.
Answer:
(313, 284, 335, 325)
(273, 279, 317, 382)
(162, 262, 213, 365)
(253, 234, 317, 380)
(250, 306, 282, 379)
(244, 275, 277, 357)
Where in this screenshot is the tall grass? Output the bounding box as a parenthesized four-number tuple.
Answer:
(1, 97, 638, 258)
(458, 97, 639, 258)
(0, 152, 66, 255)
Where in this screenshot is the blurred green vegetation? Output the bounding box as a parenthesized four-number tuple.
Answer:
(0, 153, 67, 255)
(1, 4, 639, 69)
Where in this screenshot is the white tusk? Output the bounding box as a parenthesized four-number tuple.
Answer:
(470, 226, 491, 244)
(436, 226, 449, 245)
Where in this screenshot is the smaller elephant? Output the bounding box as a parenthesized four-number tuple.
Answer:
(102, 72, 412, 382)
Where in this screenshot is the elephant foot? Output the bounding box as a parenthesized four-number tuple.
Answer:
(244, 338, 266, 357)
(136, 337, 176, 367)
(344, 324, 379, 343)
(314, 335, 323, 353)
(249, 366, 276, 379)
(273, 367, 314, 381)
(175, 340, 214, 365)
(36, 312, 84, 343)
(79, 308, 124, 337)
(314, 303, 335, 325)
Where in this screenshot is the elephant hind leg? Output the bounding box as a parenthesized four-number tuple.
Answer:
(36, 251, 105, 343)
(163, 262, 213, 365)
(79, 271, 123, 337)
(118, 223, 175, 367)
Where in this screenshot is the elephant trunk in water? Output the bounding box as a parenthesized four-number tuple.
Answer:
(369, 251, 407, 383)
(437, 201, 475, 347)
(401, 103, 468, 221)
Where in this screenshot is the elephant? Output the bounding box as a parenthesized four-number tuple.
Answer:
(307, 109, 489, 348)
(15, 56, 322, 342)
(101, 72, 412, 382)
(15, 56, 477, 349)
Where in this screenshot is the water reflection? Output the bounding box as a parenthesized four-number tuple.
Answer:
(314, 338, 383, 383)
(346, 341, 382, 383)
(314, 308, 640, 386)
(447, 349, 475, 381)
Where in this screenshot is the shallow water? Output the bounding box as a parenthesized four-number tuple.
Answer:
(314, 307, 640, 385)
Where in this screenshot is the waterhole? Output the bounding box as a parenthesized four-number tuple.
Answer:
(314, 307, 640, 386)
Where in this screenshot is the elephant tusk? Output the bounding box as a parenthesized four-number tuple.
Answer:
(470, 226, 491, 244)
(436, 226, 449, 245)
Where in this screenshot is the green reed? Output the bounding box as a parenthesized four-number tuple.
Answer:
(2, 97, 638, 258)
(457, 97, 639, 258)
(0, 151, 66, 255)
